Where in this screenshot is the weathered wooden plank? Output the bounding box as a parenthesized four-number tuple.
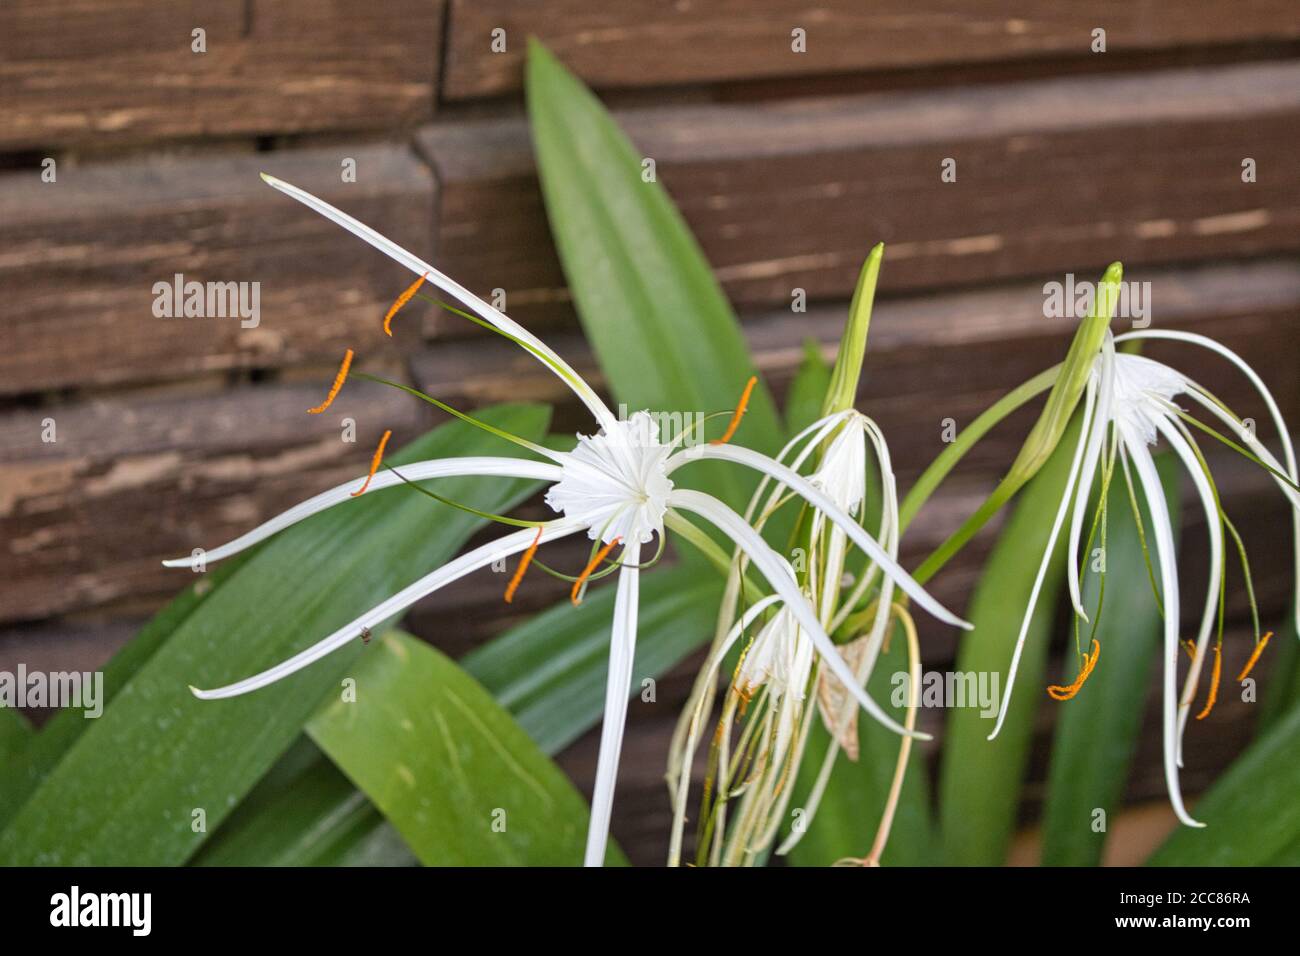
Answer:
(418, 62, 1300, 331)
(0, 379, 422, 623)
(0, 144, 434, 397)
(0, 0, 443, 150)
(441, 0, 1300, 100)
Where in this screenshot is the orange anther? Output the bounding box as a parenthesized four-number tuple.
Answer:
(308, 349, 354, 414)
(383, 273, 428, 336)
(570, 537, 622, 605)
(1048, 639, 1101, 701)
(710, 376, 758, 446)
(1195, 644, 1222, 720)
(351, 429, 392, 497)
(1236, 631, 1273, 683)
(504, 527, 544, 604)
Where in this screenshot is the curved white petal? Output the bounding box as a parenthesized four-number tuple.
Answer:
(162, 457, 562, 568)
(669, 445, 970, 631)
(1067, 336, 1118, 620)
(261, 174, 617, 432)
(584, 542, 642, 867)
(988, 379, 1098, 740)
(1125, 435, 1204, 828)
(668, 489, 931, 741)
(1156, 417, 1223, 767)
(1118, 328, 1300, 632)
(190, 520, 583, 699)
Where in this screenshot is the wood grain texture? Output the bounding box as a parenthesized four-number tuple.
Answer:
(0, 379, 422, 623)
(0, 0, 443, 151)
(0, 144, 434, 397)
(441, 0, 1300, 99)
(418, 61, 1300, 335)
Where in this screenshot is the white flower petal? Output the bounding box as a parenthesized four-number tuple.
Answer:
(583, 542, 642, 867)
(668, 489, 931, 741)
(162, 457, 562, 567)
(190, 519, 583, 699)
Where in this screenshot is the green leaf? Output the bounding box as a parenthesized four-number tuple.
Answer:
(1040, 454, 1181, 866)
(784, 339, 832, 438)
(821, 245, 882, 418)
(937, 414, 1084, 865)
(1147, 703, 1300, 866)
(309, 631, 625, 866)
(463, 566, 720, 754)
(194, 738, 415, 867)
(0, 707, 31, 769)
(0, 553, 250, 829)
(526, 39, 782, 513)
(0, 404, 550, 865)
(786, 632, 933, 866)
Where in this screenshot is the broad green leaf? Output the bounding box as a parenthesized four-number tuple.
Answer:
(309, 631, 625, 866)
(937, 415, 1083, 865)
(0, 553, 249, 829)
(194, 737, 414, 867)
(783, 340, 832, 438)
(1147, 703, 1300, 866)
(526, 39, 782, 514)
(786, 632, 933, 866)
(1040, 455, 1180, 866)
(0, 707, 31, 769)
(464, 566, 720, 754)
(0, 405, 550, 865)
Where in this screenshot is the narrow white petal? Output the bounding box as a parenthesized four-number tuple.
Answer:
(583, 544, 642, 867)
(1156, 417, 1223, 767)
(1126, 436, 1204, 828)
(988, 380, 1098, 740)
(261, 174, 618, 432)
(190, 520, 582, 699)
(669, 489, 931, 741)
(669, 445, 971, 630)
(1067, 338, 1117, 620)
(162, 457, 561, 567)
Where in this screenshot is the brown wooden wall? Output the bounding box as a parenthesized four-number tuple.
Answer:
(2, 1, 1298, 864)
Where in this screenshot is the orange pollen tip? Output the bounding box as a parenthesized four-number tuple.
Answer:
(504, 527, 544, 604)
(1182, 639, 1197, 661)
(351, 429, 392, 497)
(710, 376, 759, 446)
(570, 537, 622, 605)
(308, 349, 354, 414)
(1236, 631, 1272, 683)
(1195, 644, 1222, 720)
(383, 273, 428, 336)
(1047, 639, 1100, 701)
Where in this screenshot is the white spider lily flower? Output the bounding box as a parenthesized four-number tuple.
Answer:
(989, 331, 1299, 829)
(166, 175, 970, 867)
(734, 604, 815, 704)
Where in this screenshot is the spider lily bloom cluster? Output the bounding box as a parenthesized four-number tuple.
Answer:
(667, 401, 921, 866)
(165, 175, 971, 867)
(991, 329, 1299, 828)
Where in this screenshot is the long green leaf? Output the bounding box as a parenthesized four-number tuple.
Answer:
(0, 404, 550, 865)
(1147, 703, 1300, 866)
(937, 415, 1083, 865)
(784, 340, 832, 438)
(526, 39, 782, 514)
(0, 708, 31, 769)
(194, 738, 414, 867)
(1040, 455, 1180, 865)
(309, 631, 625, 866)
